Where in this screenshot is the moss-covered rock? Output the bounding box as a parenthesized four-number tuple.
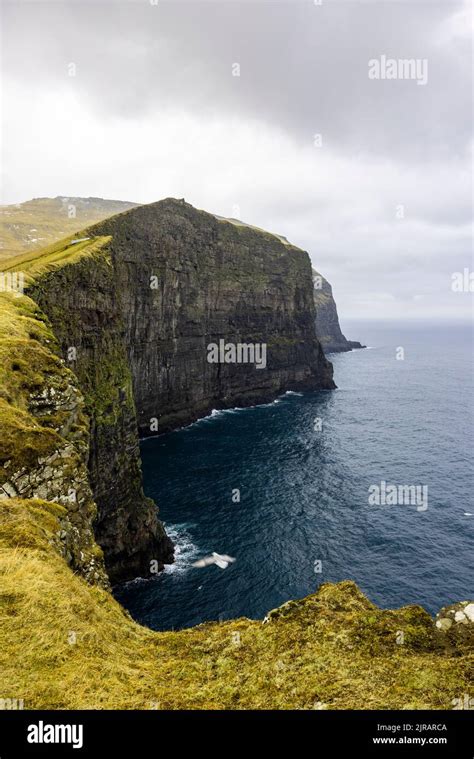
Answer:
(0, 290, 108, 586)
(85, 199, 335, 434)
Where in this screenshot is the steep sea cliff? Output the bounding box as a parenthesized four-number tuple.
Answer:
(0, 196, 362, 362)
(85, 199, 335, 434)
(0, 200, 471, 710)
(3, 199, 334, 582)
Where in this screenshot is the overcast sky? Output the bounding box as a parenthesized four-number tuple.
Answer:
(1, 0, 473, 322)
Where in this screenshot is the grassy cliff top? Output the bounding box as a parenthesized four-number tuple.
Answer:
(0, 489, 472, 709)
(0, 196, 137, 264)
(213, 213, 296, 249)
(1, 196, 305, 273)
(2, 234, 112, 286)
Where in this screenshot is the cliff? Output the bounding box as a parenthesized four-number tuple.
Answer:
(0, 288, 110, 587)
(85, 199, 335, 434)
(26, 241, 173, 584)
(313, 271, 365, 353)
(0, 201, 472, 710)
(0, 196, 361, 358)
(1, 199, 333, 583)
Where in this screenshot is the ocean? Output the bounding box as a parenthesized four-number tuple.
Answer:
(115, 321, 474, 631)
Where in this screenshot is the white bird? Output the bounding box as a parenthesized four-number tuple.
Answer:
(464, 512, 473, 516)
(192, 552, 236, 569)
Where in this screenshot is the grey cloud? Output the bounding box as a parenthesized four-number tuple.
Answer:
(2, 0, 472, 322)
(3, 0, 471, 162)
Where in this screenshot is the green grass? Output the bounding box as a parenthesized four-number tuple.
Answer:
(2, 234, 112, 287)
(0, 196, 136, 264)
(0, 498, 472, 710)
(0, 293, 70, 479)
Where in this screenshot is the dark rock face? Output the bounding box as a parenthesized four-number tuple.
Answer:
(30, 199, 334, 583)
(88, 200, 335, 434)
(29, 252, 174, 584)
(313, 271, 365, 354)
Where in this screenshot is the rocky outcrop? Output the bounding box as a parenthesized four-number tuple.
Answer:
(435, 601, 474, 647)
(14, 199, 333, 583)
(0, 292, 109, 587)
(313, 270, 365, 353)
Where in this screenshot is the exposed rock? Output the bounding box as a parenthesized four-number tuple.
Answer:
(435, 617, 453, 632)
(435, 601, 474, 647)
(28, 249, 173, 584)
(87, 199, 335, 434)
(313, 270, 365, 353)
(464, 603, 474, 622)
(0, 293, 109, 587)
(436, 601, 474, 628)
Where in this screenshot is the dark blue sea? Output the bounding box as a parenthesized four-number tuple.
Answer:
(116, 321, 474, 631)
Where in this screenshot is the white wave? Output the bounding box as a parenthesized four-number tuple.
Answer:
(186, 406, 242, 426)
(183, 396, 288, 428)
(209, 407, 241, 417)
(162, 523, 200, 574)
(116, 523, 200, 587)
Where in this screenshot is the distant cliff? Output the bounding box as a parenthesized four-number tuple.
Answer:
(0, 196, 361, 356)
(313, 270, 365, 353)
